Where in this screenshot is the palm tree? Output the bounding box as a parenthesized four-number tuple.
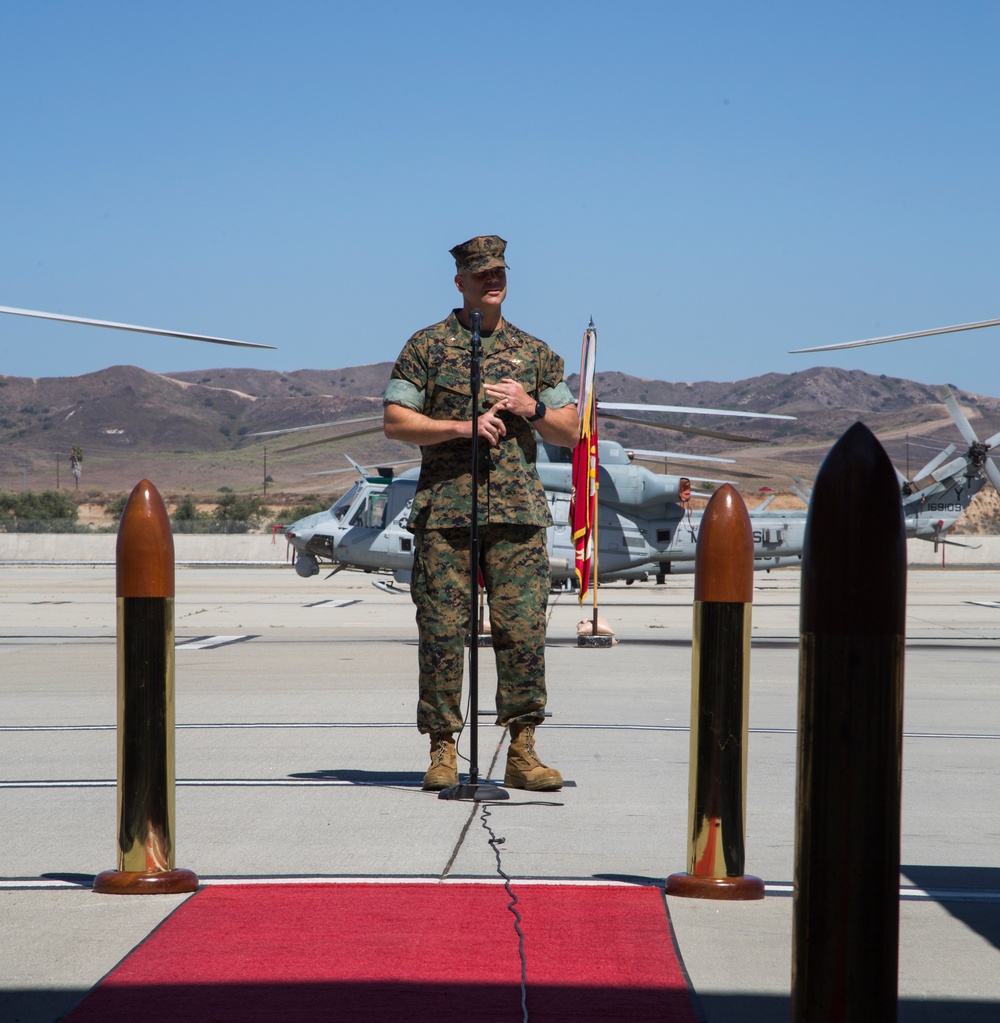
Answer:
(69, 445, 83, 489)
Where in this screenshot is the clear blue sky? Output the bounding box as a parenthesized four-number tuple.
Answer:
(3, 1, 999, 397)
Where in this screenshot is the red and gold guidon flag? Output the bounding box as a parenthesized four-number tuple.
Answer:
(571, 321, 599, 602)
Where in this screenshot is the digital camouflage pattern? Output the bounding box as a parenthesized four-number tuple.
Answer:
(449, 234, 510, 273)
(383, 310, 574, 530)
(385, 306, 575, 737)
(411, 524, 549, 735)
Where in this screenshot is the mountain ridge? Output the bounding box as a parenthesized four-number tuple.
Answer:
(2, 364, 998, 506)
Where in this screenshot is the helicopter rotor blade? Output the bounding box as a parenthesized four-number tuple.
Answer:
(598, 401, 794, 422)
(0, 304, 276, 349)
(628, 456, 759, 478)
(904, 487, 940, 505)
(304, 467, 368, 477)
(911, 444, 956, 483)
(942, 389, 979, 446)
(929, 456, 968, 482)
(985, 458, 1000, 494)
(789, 316, 1000, 353)
(598, 412, 765, 443)
(627, 448, 736, 465)
(305, 457, 421, 478)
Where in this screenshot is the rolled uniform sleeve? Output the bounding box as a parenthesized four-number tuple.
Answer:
(541, 380, 575, 409)
(383, 377, 425, 411)
(534, 342, 574, 410)
(384, 333, 431, 411)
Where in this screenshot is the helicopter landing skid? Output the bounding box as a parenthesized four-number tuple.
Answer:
(372, 579, 409, 594)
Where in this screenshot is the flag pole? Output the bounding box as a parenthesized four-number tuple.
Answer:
(589, 551, 601, 636)
(590, 401, 600, 637)
(574, 319, 613, 648)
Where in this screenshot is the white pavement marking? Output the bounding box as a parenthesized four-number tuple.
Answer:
(176, 635, 256, 650)
(0, 778, 416, 789)
(2, 876, 999, 902)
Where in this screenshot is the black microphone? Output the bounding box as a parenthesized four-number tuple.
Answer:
(469, 308, 483, 407)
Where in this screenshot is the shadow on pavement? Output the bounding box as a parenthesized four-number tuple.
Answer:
(902, 864, 1000, 950)
(288, 768, 425, 786)
(40, 872, 96, 887)
(697, 993, 1000, 1023)
(2, 986, 997, 1023)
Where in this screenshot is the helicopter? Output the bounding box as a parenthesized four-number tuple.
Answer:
(283, 395, 995, 587)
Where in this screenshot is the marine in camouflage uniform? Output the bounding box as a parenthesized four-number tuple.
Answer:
(383, 235, 579, 791)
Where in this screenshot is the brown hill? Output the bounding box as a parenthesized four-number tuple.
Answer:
(2, 364, 999, 520)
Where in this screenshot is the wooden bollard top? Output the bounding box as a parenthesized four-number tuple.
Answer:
(694, 483, 754, 604)
(116, 480, 175, 598)
(801, 422, 905, 636)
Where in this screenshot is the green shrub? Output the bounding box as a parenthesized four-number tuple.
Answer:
(0, 490, 82, 532)
(171, 496, 214, 534)
(104, 494, 130, 523)
(212, 494, 272, 534)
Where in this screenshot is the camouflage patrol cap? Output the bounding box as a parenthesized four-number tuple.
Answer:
(450, 235, 509, 274)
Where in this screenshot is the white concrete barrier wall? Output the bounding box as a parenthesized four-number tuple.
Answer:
(905, 535, 1000, 567)
(3, 534, 1000, 567)
(0, 533, 293, 564)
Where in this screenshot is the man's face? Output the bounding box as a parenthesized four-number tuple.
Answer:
(456, 266, 507, 312)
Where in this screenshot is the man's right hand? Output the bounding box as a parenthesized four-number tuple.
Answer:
(384, 401, 507, 447)
(476, 401, 508, 446)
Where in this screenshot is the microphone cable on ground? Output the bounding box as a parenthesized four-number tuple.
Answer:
(439, 723, 564, 1023)
(477, 796, 564, 1023)
(480, 799, 528, 1022)
(446, 620, 566, 1020)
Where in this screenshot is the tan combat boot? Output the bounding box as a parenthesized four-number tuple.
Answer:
(505, 724, 563, 791)
(422, 733, 458, 791)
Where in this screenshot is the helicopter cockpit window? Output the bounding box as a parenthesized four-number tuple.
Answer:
(350, 492, 389, 529)
(365, 493, 389, 529)
(330, 485, 361, 522)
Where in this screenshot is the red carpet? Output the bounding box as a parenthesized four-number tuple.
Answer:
(66, 882, 699, 1022)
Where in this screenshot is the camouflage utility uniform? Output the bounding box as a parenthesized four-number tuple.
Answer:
(384, 310, 575, 735)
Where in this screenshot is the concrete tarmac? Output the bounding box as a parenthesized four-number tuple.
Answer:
(1, 563, 998, 1021)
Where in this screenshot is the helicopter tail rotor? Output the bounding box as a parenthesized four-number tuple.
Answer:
(930, 388, 1000, 496)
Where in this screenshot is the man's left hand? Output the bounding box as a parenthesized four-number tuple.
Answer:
(484, 377, 533, 418)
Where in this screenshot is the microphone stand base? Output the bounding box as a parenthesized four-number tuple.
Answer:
(438, 781, 510, 801)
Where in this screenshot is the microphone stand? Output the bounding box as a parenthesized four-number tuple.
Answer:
(439, 308, 509, 802)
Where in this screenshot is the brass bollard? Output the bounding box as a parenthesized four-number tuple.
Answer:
(791, 423, 905, 1021)
(93, 480, 198, 895)
(666, 484, 764, 900)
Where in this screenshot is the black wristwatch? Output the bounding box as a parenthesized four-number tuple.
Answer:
(527, 400, 547, 422)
